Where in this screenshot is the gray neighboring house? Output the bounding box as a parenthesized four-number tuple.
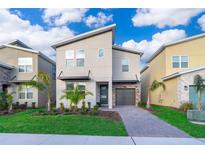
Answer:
(0, 40, 56, 107)
(52, 24, 143, 109)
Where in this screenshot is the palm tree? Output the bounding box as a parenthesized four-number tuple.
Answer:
(193, 74, 205, 110)
(24, 71, 52, 112)
(60, 84, 93, 109)
(147, 80, 166, 108)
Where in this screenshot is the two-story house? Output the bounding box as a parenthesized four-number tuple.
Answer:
(0, 40, 56, 107)
(52, 24, 143, 109)
(141, 33, 205, 108)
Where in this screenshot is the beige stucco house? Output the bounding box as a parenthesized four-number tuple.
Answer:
(0, 40, 56, 107)
(52, 24, 143, 109)
(141, 33, 205, 108)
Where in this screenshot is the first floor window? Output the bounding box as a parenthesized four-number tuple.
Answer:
(66, 82, 74, 91)
(78, 83, 86, 98)
(121, 59, 129, 72)
(65, 82, 86, 98)
(18, 57, 33, 72)
(19, 86, 33, 99)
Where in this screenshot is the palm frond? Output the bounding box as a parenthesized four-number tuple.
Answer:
(194, 74, 205, 92)
(150, 80, 166, 91)
(22, 80, 46, 90)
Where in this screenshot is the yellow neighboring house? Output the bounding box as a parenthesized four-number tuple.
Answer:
(141, 33, 205, 108)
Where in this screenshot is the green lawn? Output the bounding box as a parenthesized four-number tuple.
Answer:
(152, 105, 205, 138)
(0, 109, 127, 136)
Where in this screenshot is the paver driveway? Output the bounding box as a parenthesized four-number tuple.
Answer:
(110, 106, 190, 137)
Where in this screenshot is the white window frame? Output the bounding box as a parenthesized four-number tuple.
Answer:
(65, 82, 86, 93)
(76, 49, 85, 67)
(172, 55, 189, 68)
(18, 86, 33, 100)
(98, 48, 105, 58)
(65, 50, 75, 67)
(18, 57, 33, 73)
(121, 59, 129, 72)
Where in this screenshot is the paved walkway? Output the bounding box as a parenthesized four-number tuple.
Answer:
(108, 106, 190, 137)
(0, 133, 204, 145)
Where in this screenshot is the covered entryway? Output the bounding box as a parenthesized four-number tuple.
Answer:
(116, 88, 135, 105)
(189, 85, 205, 107)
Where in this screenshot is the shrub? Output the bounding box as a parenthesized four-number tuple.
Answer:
(19, 104, 27, 110)
(60, 103, 65, 113)
(96, 102, 101, 107)
(32, 102, 36, 109)
(137, 101, 146, 108)
(92, 105, 99, 115)
(0, 92, 9, 111)
(179, 102, 193, 112)
(81, 101, 88, 114)
(88, 102, 91, 111)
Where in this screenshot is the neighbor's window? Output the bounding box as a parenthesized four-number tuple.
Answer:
(52, 65, 56, 80)
(181, 56, 188, 68)
(98, 48, 105, 58)
(65, 50, 74, 67)
(121, 59, 129, 72)
(172, 56, 188, 68)
(76, 50, 85, 67)
(19, 86, 33, 100)
(18, 57, 33, 73)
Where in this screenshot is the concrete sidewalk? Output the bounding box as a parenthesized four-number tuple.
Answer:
(0, 133, 204, 145)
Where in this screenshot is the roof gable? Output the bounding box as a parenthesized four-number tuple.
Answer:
(51, 24, 116, 49)
(147, 33, 205, 63)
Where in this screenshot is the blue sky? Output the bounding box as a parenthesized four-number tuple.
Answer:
(2, 8, 205, 66)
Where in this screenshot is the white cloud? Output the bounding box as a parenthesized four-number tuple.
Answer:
(198, 14, 205, 31)
(85, 12, 113, 28)
(42, 8, 88, 26)
(132, 8, 205, 28)
(122, 29, 187, 60)
(0, 9, 74, 60)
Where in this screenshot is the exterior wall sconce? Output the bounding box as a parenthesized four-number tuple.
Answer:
(184, 86, 188, 91)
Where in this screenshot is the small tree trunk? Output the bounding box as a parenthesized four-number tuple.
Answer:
(8, 104, 13, 113)
(198, 91, 203, 110)
(47, 93, 51, 112)
(146, 91, 150, 109)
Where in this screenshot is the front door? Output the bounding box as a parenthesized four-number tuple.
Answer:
(100, 85, 108, 104)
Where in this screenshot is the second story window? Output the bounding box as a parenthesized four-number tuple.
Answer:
(121, 59, 129, 72)
(172, 56, 188, 68)
(98, 48, 105, 58)
(181, 56, 188, 68)
(76, 50, 85, 67)
(66, 50, 74, 67)
(18, 57, 33, 73)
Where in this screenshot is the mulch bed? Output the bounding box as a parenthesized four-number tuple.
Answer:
(33, 110, 123, 122)
(0, 110, 16, 116)
(98, 110, 122, 122)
